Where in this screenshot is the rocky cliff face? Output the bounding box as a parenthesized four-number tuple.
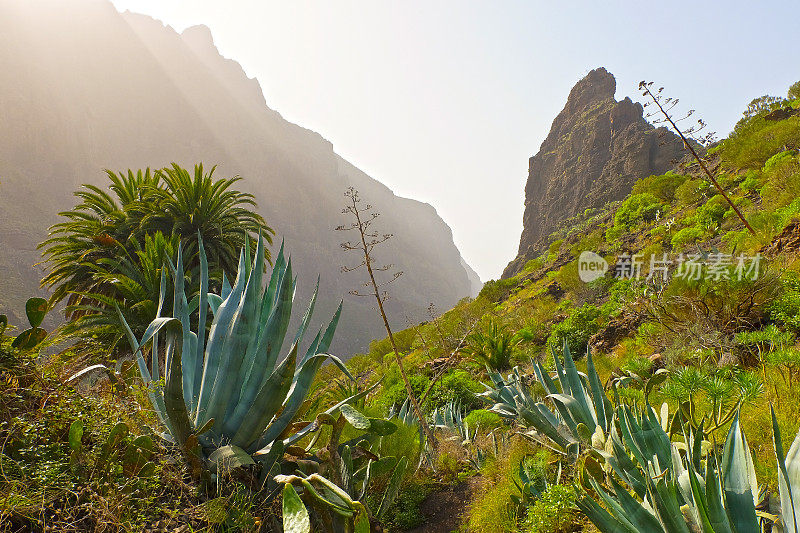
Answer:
(0, 0, 476, 355)
(503, 68, 686, 278)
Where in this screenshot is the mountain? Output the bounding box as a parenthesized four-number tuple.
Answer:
(503, 67, 687, 278)
(0, 0, 477, 355)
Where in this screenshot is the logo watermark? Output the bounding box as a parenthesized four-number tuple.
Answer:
(578, 251, 609, 282)
(578, 252, 762, 282)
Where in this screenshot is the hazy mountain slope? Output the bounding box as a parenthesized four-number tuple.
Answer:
(503, 67, 687, 278)
(0, 0, 475, 354)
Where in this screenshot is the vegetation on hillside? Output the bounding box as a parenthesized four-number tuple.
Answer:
(2, 79, 800, 533)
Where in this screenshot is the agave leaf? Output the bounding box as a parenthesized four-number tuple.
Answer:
(377, 456, 408, 519)
(203, 239, 266, 431)
(721, 412, 759, 531)
(194, 247, 247, 426)
(561, 343, 597, 427)
(704, 455, 734, 533)
(340, 445, 353, 495)
(772, 406, 800, 533)
(230, 343, 297, 450)
(577, 494, 640, 533)
(193, 233, 209, 407)
(587, 478, 647, 533)
(608, 477, 664, 532)
(209, 444, 255, 473)
(276, 380, 382, 450)
(586, 350, 608, 429)
(163, 321, 193, 446)
(533, 359, 559, 395)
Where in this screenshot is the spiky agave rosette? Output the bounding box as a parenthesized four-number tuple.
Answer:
(118, 233, 359, 463)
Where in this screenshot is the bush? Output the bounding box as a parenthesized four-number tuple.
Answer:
(522, 485, 579, 533)
(675, 178, 709, 205)
(671, 226, 704, 247)
(696, 194, 730, 229)
(613, 193, 664, 228)
(479, 277, 519, 303)
(463, 409, 504, 432)
(740, 170, 762, 192)
(720, 116, 800, 169)
(426, 370, 483, 411)
(631, 172, 689, 203)
(770, 273, 800, 333)
(377, 373, 429, 411)
(546, 304, 601, 356)
(382, 479, 431, 531)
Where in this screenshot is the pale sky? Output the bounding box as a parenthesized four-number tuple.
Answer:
(108, 0, 800, 281)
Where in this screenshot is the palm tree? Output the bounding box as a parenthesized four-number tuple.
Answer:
(141, 163, 272, 275)
(461, 319, 523, 372)
(39, 163, 273, 354)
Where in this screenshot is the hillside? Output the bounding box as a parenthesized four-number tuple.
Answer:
(0, 0, 478, 354)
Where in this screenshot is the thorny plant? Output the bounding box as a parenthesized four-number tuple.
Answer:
(336, 187, 437, 448)
(639, 80, 756, 235)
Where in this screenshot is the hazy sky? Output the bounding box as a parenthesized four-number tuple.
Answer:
(108, 0, 799, 281)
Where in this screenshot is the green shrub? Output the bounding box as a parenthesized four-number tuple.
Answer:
(378, 373, 429, 411)
(382, 479, 431, 531)
(740, 170, 762, 192)
(631, 172, 689, 203)
(763, 150, 795, 172)
(522, 485, 579, 533)
(613, 193, 664, 228)
(426, 370, 483, 410)
(671, 226, 704, 247)
(770, 273, 800, 333)
(463, 409, 504, 432)
(546, 303, 601, 356)
(675, 178, 709, 205)
(696, 194, 730, 229)
(479, 277, 519, 303)
(721, 116, 800, 169)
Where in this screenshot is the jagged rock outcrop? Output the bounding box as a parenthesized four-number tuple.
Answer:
(503, 68, 686, 278)
(0, 0, 477, 355)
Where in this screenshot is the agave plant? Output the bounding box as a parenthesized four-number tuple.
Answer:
(578, 405, 800, 533)
(276, 454, 408, 533)
(482, 344, 611, 453)
(118, 234, 354, 465)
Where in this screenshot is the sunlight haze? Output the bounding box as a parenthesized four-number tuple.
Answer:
(107, 0, 800, 280)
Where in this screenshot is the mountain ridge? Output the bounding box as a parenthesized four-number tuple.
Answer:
(0, 0, 478, 355)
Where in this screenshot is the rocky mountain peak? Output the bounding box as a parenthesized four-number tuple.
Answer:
(564, 67, 616, 113)
(503, 68, 688, 278)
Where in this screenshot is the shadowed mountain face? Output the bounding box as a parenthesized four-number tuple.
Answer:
(503, 67, 687, 278)
(0, 0, 479, 355)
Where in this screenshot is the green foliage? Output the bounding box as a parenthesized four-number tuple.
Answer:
(770, 273, 800, 333)
(721, 114, 800, 169)
(427, 370, 483, 411)
(695, 194, 730, 229)
(522, 485, 578, 533)
(39, 164, 273, 355)
(479, 277, 520, 303)
(546, 303, 601, 355)
(382, 479, 431, 531)
(462, 319, 524, 372)
(9, 297, 49, 351)
(740, 170, 762, 192)
(670, 226, 704, 247)
(613, 193, 664, 228)
(789, 80, 800, 101)
(463, 409, 504, 432)
(764, 149, 795, 172)
(631, 172, 689, 204)
(114, 236, 351, 468)
(674, 178, 709, 205)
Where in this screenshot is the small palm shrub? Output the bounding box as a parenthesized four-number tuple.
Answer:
(462, 319, 523, 372)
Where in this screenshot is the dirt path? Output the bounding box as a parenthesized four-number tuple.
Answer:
(406, 476, 482, 533)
